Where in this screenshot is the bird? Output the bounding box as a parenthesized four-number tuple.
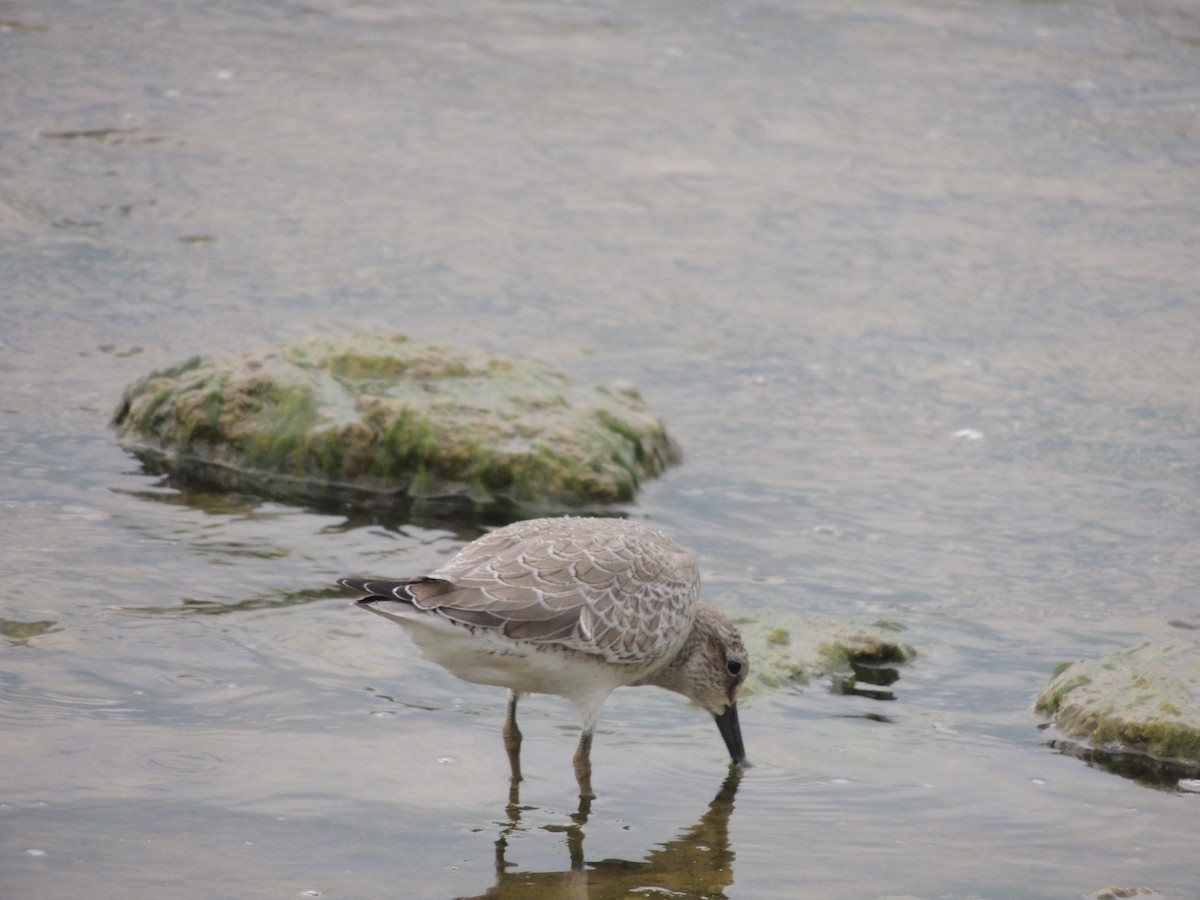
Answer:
(337, 516, 750, 799)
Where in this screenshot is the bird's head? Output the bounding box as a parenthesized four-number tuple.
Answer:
(653, 603, 750, 767)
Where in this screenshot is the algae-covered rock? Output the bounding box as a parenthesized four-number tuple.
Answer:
(112, 335, 680, 512)
(0, 617, 59, 644)
(1086, 890, 1164, 900)
(736, 611, 914, 700)
(1036, 640, 1200, 765)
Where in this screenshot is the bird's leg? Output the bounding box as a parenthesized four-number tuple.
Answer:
(503, 690, 523, 784)
(573, 728, 595, 800)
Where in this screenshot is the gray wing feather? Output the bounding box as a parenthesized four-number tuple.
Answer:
(431, 518, 700, 664)
(341, 518, 699, 664)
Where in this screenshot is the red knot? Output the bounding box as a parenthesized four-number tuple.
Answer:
(339, 516, 749, 799)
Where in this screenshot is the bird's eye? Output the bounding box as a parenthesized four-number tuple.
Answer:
(726, 660, 743, 676)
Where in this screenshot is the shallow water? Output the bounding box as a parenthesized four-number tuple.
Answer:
(2, 0, 1199, 897)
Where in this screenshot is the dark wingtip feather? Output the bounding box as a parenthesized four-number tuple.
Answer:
(338, 575, 457, 612)
(336, 577, 388, 603)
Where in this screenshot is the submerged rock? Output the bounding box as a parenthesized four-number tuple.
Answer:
(112, 335, 680, 512)
(736, 611, 914, 700)
(1087, 888, 1164, 900)
(0, 617, 59, 644)
(1036, 640, 1200, 767)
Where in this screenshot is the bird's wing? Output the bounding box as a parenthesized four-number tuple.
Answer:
(345, 519, 700, 664)
(438, 519, 700, 663)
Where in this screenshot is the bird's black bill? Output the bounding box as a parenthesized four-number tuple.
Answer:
(714, 702, 750, 768)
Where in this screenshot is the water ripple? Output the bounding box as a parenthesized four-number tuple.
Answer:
(145, 748, 223, 774)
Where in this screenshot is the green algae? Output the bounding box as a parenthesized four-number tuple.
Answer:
(1036, 640, 1200, 765)
(817, 634, 911, 670)
(112, 334, 680, 512)
(735, 611, 915, 699)
(765, 627, 790, 646)
(0, 617, 60, 644)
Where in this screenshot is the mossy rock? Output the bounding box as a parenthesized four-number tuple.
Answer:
(112, 335, 680, 513)
(0, 617, 59, 644)
(1036, 640, 1200, 764)
(736, 611, 915, 700)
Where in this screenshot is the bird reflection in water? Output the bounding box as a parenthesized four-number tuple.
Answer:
(459, 767, 742, 899)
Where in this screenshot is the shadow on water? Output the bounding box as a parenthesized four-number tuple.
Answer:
(1042, 736, 1200, 794)
(118, 587, 342, 616)
(117, 458, 632, 536)
(828, 658, 903, 702)
(460, 768, 742, 900)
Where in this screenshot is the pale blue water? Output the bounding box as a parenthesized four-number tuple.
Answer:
(2, 0, 1198, 897)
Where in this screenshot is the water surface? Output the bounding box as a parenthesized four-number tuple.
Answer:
(2, 0, 1199, 897)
